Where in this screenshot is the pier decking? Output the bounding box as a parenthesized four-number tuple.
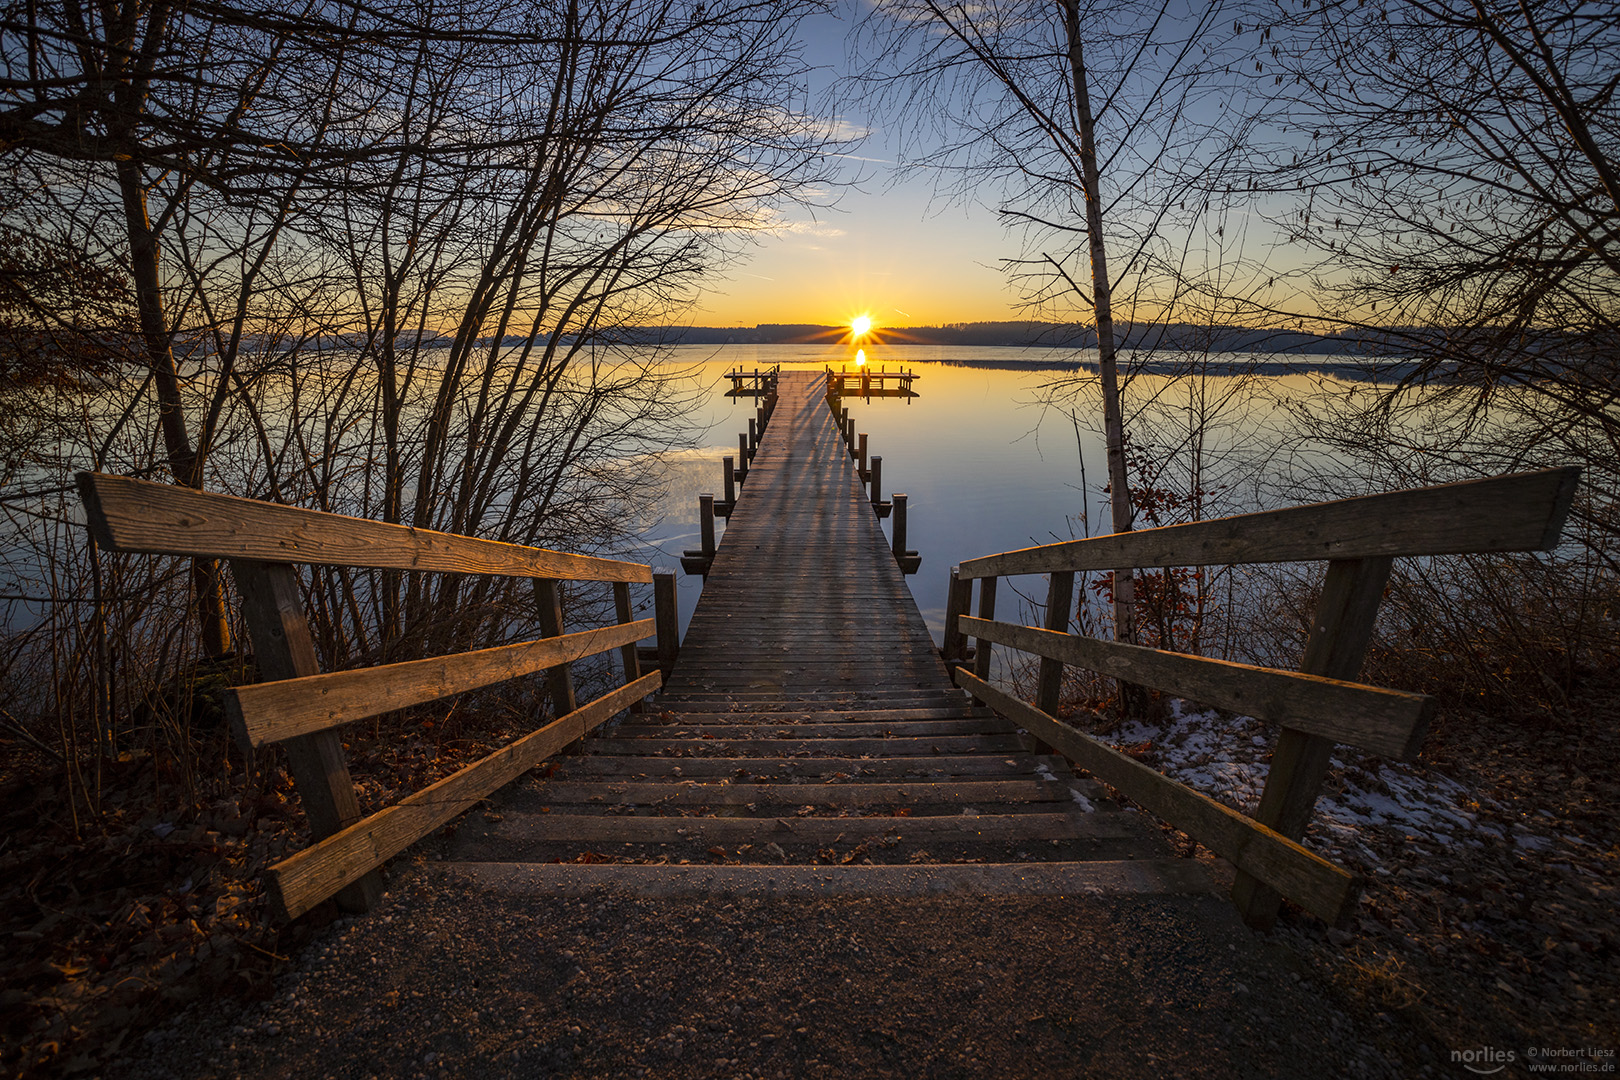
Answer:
(447, 369, 1186, 890)
(662, 371, 945, 703)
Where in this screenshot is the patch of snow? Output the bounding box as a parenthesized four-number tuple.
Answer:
(1070, 790, 1095, 812)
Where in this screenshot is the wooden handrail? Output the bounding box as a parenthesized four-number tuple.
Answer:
(268, 672, 663, 919)
(76, 472, 651, 583)
(962, 616, 1433, 759)
(229, 619, 654, 749)
(958, 467, 1579, 579)
(77, 470, 670, 920)
(955, 671, 1361, 925)
(951, 467, 1580, 928)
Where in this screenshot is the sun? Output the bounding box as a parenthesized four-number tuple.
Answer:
(850, 313, 873, 339)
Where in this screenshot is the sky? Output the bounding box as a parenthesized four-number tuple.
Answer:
(689, 8, 1024, 329)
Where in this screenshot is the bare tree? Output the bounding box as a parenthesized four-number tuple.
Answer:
(858, 0, 1259, 670)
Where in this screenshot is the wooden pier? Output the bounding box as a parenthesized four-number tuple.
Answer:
(826, 364, 918, 399)
(447, 370, 1186, 888)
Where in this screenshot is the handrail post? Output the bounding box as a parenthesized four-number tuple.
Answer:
(232, 559, 382, 912)
(612, 581, 644, 713)
(1032, 570, 1075, 755)
(972, 575, 998, 684)
(533, 577, 579, 723)
(943, 565, 971, 671)
(653, 571, 679, 679)
(1232, 555, 1394, 928)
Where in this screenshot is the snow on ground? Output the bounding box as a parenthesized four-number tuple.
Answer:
(1107, 701, 1500, 866)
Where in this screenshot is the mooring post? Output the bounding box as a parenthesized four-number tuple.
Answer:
(737, 433, 749, 480)
(699, 493, 716, 563)
(653, 571, 679, 679)
(870, 455, 883, 507)
(747, 418, 757, 458)
(756, 404, 766, 438)
(722, 455, 736, 510)
(892, 493, 908, 562)
(840, 406, 850, 446)
(858, 433, 869, 480)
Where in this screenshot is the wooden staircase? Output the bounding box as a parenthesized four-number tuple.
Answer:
(440, 371, 1203, 898)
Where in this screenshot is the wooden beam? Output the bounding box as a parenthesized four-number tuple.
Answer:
(954, 670, 1360, 925)
(77, 472, 652, 583)
(960, 616, 1433, 759)
(957, 468, 1580, 579)
(972, 576, 998, 684)
(268, 671, 663, 919)
(653, 572, 679, 678)
(229, 559, 381, 913)
(230, 619, 652, 748)
(1035, 572, 1074, 717)
(533, 579, 577, 722)
(1233, 556, 1393, 928)
(612, 581, 643, 714)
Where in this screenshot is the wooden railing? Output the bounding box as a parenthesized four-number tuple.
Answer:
(941, 467, 1580, 928)
(76, 473, 672, 920)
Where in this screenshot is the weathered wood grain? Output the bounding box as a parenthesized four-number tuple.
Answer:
(230, 560, 382, 912)
(958, 467, 1580, 579)
(961, 616, 1433, 759)
(267, 671, 662, 919)
(954, 669, 1360, 925)
(230, 619, 652, 747)
(77, 472, 651, 582)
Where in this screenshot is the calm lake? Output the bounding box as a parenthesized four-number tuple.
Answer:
(626, 344, 1348, 642)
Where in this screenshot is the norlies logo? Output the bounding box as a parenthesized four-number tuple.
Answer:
(1454, 1047, 1517, 1074)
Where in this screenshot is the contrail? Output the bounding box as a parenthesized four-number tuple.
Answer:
(893, 307, 912, 318)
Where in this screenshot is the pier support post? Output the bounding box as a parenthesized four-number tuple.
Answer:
(858, 433, 869, 480)
(870, 455, 882, 505)
(722, 455, 736, 514)
(892, 494, 907, 559)
(653, 571, 679, 679)
(737, 434, 749, 480)
(699, 493, 716, 563)
(747, 418, 757, 458)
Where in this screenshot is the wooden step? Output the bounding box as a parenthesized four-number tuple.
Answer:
(507, 778, 1094, 808)
(607, 719, 1013, 739)
(551, 754, 1071, 780)
(441, 859, 1214, 899)
(638, 706, 999, 723)
(587, 734, 1029, 757)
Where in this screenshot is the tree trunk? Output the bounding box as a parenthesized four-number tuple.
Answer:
(1060, 0, 1137, 648)
(116, 161, 231, 656)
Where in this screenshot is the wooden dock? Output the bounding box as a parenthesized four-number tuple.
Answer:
(664, 370, 941, 702)
(445, 370, 1190, 890)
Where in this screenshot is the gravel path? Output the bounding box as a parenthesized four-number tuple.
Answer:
(109, 858, 1417, 1080)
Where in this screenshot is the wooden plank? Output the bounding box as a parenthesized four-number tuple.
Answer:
(958, 467, 1580, 579)
(954, 669, 1361, 925)
(76, 472, 651, 583)
(1232, 556, 1393, 928)
(230, 619, 652, 748)
(230, 559, 382, 913)
(268, 670, 663, 919)
(961, 616, 1433, 759)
